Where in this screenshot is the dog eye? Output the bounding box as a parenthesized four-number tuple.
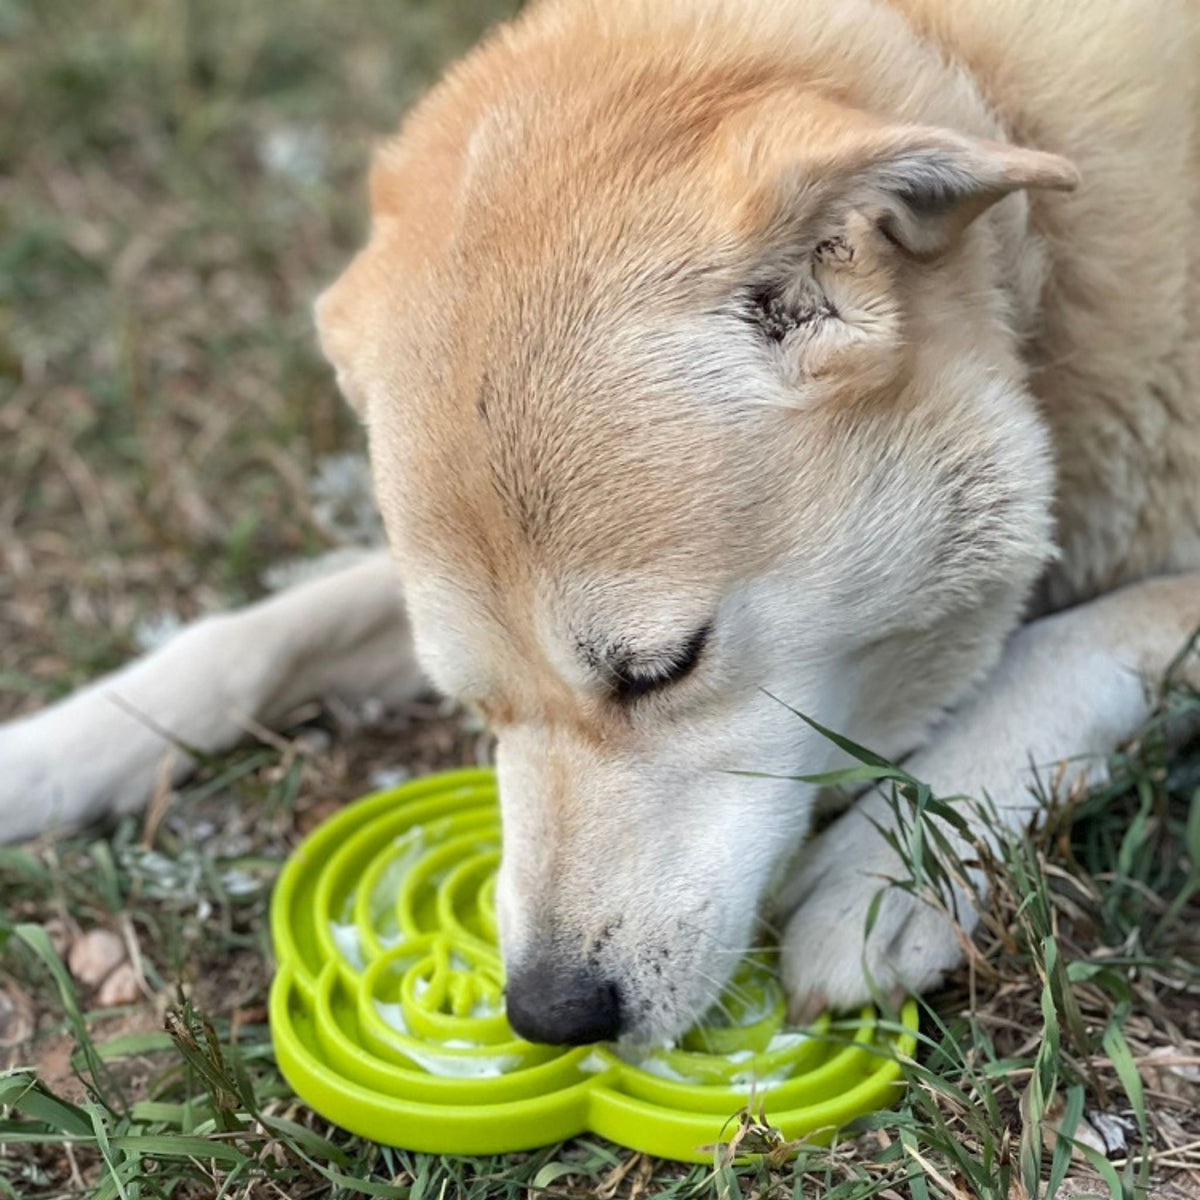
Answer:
(612, 624, 711, 703)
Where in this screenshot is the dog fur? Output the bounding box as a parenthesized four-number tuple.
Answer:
(2, 0, 1198, 1044)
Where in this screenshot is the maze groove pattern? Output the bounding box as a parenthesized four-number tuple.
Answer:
(269, 768, 918, 1162)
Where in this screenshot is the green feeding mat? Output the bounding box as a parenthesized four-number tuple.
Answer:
(269, 768, 918, 1162)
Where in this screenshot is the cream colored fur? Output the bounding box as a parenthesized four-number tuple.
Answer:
(1, 0, 1197, 1042)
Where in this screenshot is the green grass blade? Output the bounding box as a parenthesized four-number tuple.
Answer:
(86, 1100, 130, 1200)
(13, 924, 119, 1111)
(0, 1070, 93, 1138)
(1045, 1083, 1084, 1199)
(760, 691, 917, 774)
(1101, 1019, 1147, 1185)
(109, 1133, 247, 1167)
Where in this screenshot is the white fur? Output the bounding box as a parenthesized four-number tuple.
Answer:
(2, 0, 1198, 1043)
(0, 553, 418, 841)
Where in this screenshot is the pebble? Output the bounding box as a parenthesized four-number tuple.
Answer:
(68, 929, 127, 987)
(97, 962, 141, 1007)
(42, 917, 71, 959)
(0, 985, 34, 1046)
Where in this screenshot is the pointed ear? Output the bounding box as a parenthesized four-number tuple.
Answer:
(854, 127, 1079, 257)
(314, 267, 369, 416)
(315, 238, 395, 419)
(718, 95, 1079, 259)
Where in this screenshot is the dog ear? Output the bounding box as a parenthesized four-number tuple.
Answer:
(844, 127, 1080, 258)
(314, 245, 389, 419)
(315, 153, 443, 419)
(717, 103, 1078, 409)
(719, 95, 1079, 259)
(314, 273, 366, 417)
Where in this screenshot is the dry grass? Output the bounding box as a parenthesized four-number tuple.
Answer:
(1, 2, 1198, 1197)
(0, 0, 516, 718)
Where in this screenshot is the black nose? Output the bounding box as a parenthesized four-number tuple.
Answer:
(505, 959, 623, 1045)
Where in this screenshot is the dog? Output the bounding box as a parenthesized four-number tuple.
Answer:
(2, 0, 1197, 1047)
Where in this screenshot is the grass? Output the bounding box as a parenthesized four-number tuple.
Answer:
(1, 1, 1199, 1196)
(2, 680, 1198, 1198)
(0, 0, 517, 716)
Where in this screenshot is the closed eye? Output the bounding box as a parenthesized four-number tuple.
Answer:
(610, 624, 711, 703)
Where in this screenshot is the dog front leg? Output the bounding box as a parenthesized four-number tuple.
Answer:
(777, 572, 1200, 1015)
(0, 550, 422, 842)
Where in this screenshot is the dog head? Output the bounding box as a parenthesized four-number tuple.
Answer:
(316, 9, 1074, 1044)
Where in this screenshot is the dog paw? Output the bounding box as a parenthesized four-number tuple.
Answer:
(778, 810, 972, 1018)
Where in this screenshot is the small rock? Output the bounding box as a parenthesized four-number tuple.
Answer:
(1045, 1098, 1134, 1162)
(0, 984, 34, 1046)
(370, 766, 412, 789)
(1083, 1110, 1133, 1158)
(97, 962, 141, 1007)
(42, 917, 72, 959)
(295, 727, 332, 757)
(68, 929, 127, 987)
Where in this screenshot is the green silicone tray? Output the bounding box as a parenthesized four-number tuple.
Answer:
(269, 767, 918, 1162)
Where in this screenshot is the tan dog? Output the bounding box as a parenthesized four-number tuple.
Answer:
(2, 0, 1198, 1046)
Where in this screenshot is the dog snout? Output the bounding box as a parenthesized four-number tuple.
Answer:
(505, 957, 623, 1045)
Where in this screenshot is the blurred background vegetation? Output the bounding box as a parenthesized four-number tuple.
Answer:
(0, 0, 517, 721)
